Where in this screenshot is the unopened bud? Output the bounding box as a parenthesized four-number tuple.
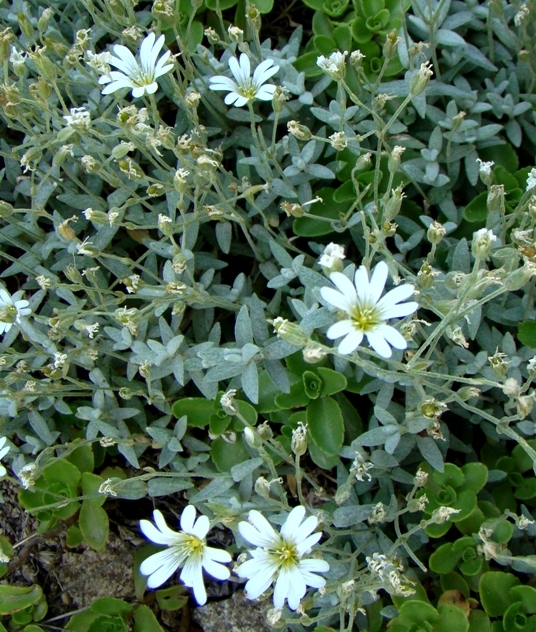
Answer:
(472, 228, 497, 260)
(287, 120, 312, 141)
(427, 221, 446, 245)
(228, 25, 243, 43)
(409, 62, 433, 96)
(243, 427, 262, 449)
(272, 317, 308, 347)
(517, 393, 534, 420)
(291, 422, 308, 456)
(384, 185, 405, 221)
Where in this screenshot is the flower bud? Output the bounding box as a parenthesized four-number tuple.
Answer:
(517, 393, 534, 420)
(0, 28, 13, 62)
(383, 29, 400, 60)
(503, 377, 521, 397)
(254, 476, 272, 499)
(272, 317, 308, 347)
(185, 91, 201, 108)
(204, 27, 219, 45)
(256, 421, 273, 440)
(451, 110, 466, 131)
(329, 131, 347, 150)
(409, 62, 433, 96)
(417, 262, 439, 289)
(349, 50, 365, 67)
(431, 506, 461, 524)
(228, 25, 243, 43)
(0, 201, 14, 217)
(427, 221, 446, 245)
(246, 4, 262, 31)
(356, 152, 372, 170)
(287, 120, 312, 141)
(291, 422, 308, 456)
(384, 185, 405, 221)
(476, 158, 494, 186)
(111, 141, 135, 160)
(335, 484, 351, 505)
(302, 342, 327, 364)
(83, 208, 109, 225)
(505, 262, 536, 291)
(472, 228, 497, 260)
(457, 386, 481, 401)
(243, 427, 262, 449)
(388, 146, 405, 175)
(81, 155, 99, 173)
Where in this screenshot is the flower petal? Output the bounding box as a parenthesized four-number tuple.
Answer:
(205, 546, 232, 564)
(338, 330, 363, 355)
(377, 284, 415, 312)
(320, 286, 351, 312)
(180, 505, 196, 533)
(296, 532, 322, 556)
(373, 324, 407, 350)
(326, 319, 354, 340)
(246, 510, 279, 544)
(239, 521, 275, 548)
(202, 555, 231, 580)
(140, 548, 181, 588)
(381, 301, 419, 320)
(354, 265, 371, 304)
(369, 261, 389, 304)
(281, 506, 306, 539)
(366, 330, 392, 358)
(330, 272, 357, 305)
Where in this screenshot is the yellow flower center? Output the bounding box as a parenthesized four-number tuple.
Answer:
(274, 540, 300, 569)
(238, 83, 258, 100)
(183, 534, 204, 556)
(0, 305, 16, 324)
(349, 304, 382, 332)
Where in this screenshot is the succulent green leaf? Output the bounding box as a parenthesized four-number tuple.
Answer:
(429, 543, 460, 574)
(518, 322, 536, 348)
(479, 572, 519, 617)
(306, 396, 344, 455)
(210, 436, 249, 472)
(80, 499, 109, 550)
(461, 462, 488, 493)
(0, 585, 43, 615)
(436, 604, 469, 632)
(441, 571, 470, 599)
(317, 367, 347, 396)
(510, 586, 536, 615)
(133, 605, 165, 632)
(172, 398, 214, 428)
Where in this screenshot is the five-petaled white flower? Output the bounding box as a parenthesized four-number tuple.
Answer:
(320, 261, 418, 358)
(139, 506, 232, 605)
(0, 437, 10, 477)
(208, 53, 279, 107)
(98, 32, 173, 98)
(0, 287, 31, 334)
(236, 506, 329, 611)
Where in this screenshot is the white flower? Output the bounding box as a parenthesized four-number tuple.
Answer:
(63, 107, 91, 130)
(320, 261, 418, 358)
(527, 168, 536, 191)
(316, 51, 347, 80)
(98, 32, 173, 98)
(0, 437, 10, 477)
(236, 506, 329, 611)
(0, 288, 31, 334)
(476, 158, 494, 176)
(208, 53, 279, 107)
(139, 506, 232, 605)
(319, 243, 345, 269)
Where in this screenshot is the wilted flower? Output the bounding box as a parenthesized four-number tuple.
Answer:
(140, 506, 232, 604)
(320, 261, 418, 358)
(208, 53, 279, 107)
(236, 506, 329, 611)
(98, 32, 173, 98)
(0, 287, 31, 334)
(316, 51, 347, 80)
(319, 243, 345, 270)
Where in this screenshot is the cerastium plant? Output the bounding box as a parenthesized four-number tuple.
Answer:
(1, 0, 536, 629)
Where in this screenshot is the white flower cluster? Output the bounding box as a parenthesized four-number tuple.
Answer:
(140, 504, 328, 611)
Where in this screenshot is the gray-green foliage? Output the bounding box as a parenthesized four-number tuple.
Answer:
(2, 0, 536, 626)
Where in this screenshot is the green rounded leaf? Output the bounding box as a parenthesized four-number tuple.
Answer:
(90, 598, 132, 617)
(0, 585, 43, 615)
(133, 605, 165, 632)
(318, 367, 347, 396)
(518, 322, 536, 348)
(461, 462, 488, 493)
(463, 191, 488, 223)
(66, 443, 95, 474)
(79, 500, 109, 550)
(429, 543, 460, 574)
(479, 571, 520, 617)
(436, 604, 469, 632)
(211, 436, 249, 472)
(306, 396, 344, 456)
(441, 571, 470, 599)
(467, 609, 491, 631)
(510, 586, 536, 615)
(172, 398, 214, 428)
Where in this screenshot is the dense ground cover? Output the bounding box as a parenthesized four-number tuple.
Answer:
(3, 0, 536, 630)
